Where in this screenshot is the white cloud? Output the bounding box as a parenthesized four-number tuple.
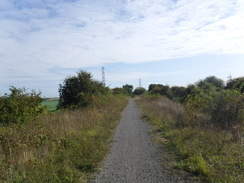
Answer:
(0, 0, 244, 96)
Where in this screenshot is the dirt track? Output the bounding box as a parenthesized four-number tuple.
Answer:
(94, 99, 200, 183)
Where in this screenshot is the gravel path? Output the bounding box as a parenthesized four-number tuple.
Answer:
(94, 99, 198, 183)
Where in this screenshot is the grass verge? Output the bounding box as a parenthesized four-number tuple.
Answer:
(135, 96, 243, 183)
(0, 95, 128, 183)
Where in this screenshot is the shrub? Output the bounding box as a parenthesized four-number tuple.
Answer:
(112, 87, 129, 96)
(122, 84, 133, 95)
(133, 87, 146, 95)
(211, 90, 244, 131)
(0, 87, 44, 124)
(58, 70, 109, 109)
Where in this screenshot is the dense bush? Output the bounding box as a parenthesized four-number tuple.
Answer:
(185, 89, 244, 131)
(58, 70, 109, 109)
(133, 87, 147, 95)
(148, 84, 172, 98)
(122, 84, 133, 95)
(196, 76, 225, 90)
(112, 87, 130, 95)
(0, 87, 43, 124)
(226, 77, 244, 93)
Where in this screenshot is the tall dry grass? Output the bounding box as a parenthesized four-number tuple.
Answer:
(0, 95, 128, 183)
(135, 96, 244, 183)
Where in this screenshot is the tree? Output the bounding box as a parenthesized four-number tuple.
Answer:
(112, 87, 129, 95)
(197, 76, 224, 90)
(225, 77, 244, 93)
(58, 70, 108, 109)
(171, 86, 187, 101)
(133, 87, 146, 95)
(148, 84, 172, 98)
(0, 87, 43, 124)
(122, 84, 133, 95)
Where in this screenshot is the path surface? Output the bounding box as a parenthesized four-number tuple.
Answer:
(94, 99, 197, 183)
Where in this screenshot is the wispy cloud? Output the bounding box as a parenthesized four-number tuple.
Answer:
(0, 0, 244, 96)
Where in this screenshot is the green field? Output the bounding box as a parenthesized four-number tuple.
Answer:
(41, 99, 59, 111)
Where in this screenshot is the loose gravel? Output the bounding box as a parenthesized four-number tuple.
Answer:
(93, 99, 200, 183)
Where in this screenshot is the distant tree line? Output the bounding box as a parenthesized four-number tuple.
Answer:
(147, 76, 244, 103)
(1, 70, 243, 127)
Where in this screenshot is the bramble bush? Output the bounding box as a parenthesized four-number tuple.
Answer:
(0, 87, 44, 124)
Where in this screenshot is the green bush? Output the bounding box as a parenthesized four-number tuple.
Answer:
(211, 90, 244, 130)
(0, 87, 44, 124)
(133, 87, 147, 95)
(58, 70, 109, 109)
(112, 87, 129, 96)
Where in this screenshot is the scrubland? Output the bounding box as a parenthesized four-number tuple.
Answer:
(0, 96, 128, 183)
(136, 96, 243, 183)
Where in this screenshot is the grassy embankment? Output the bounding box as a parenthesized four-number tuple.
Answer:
(0, 96, 128, 182)
(135, 96, 243, 183)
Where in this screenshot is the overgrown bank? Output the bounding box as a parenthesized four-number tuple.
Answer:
(135, 96, 243, 183)
(0, 95, 128, 182)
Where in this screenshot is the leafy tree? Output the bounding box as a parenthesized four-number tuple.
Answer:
(197, 76, 224, 91)
(225, 77, 244, 93)
(133, 87, 146, 95)
(122, 84, 133, 95)
(148, 84, 172, 98)
(112, 87, 129, 95)
(171, 86, 187, 101)
(58, 70, 108, 109)
(0, 87, 43, 124)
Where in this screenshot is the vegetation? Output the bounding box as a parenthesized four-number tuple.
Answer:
(112, 87, 129, 96)
(0, 70, 129, 182)
(1, 72, 243, 183)
(133, 87, 147, 95)
(122, 84, 133, 95)
(0, 87, 44, 124)
(225, 77, 244, 93)
(136, 76, 244, 183)
(58, 70, 109, 109)
(41, 99, 59, 112)
(0, 95, 128, 182)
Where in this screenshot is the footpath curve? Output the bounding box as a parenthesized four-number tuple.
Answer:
(93, 99, 200, 183)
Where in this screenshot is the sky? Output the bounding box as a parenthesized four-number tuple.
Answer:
(0, 0, 244, 97)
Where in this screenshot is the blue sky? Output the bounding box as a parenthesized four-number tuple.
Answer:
(0, 0, 244, 97)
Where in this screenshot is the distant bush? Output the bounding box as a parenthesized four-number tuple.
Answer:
(226, 77, 244, 93)
(112, 87, 129, 96)
(0, 87, 44, 124)
(133, 87, 147, 95)
(148, 84, 172, 98)
(58, 70, 109, 109)
(122, 84, 133, 95)
(196, 76, 225, 90)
